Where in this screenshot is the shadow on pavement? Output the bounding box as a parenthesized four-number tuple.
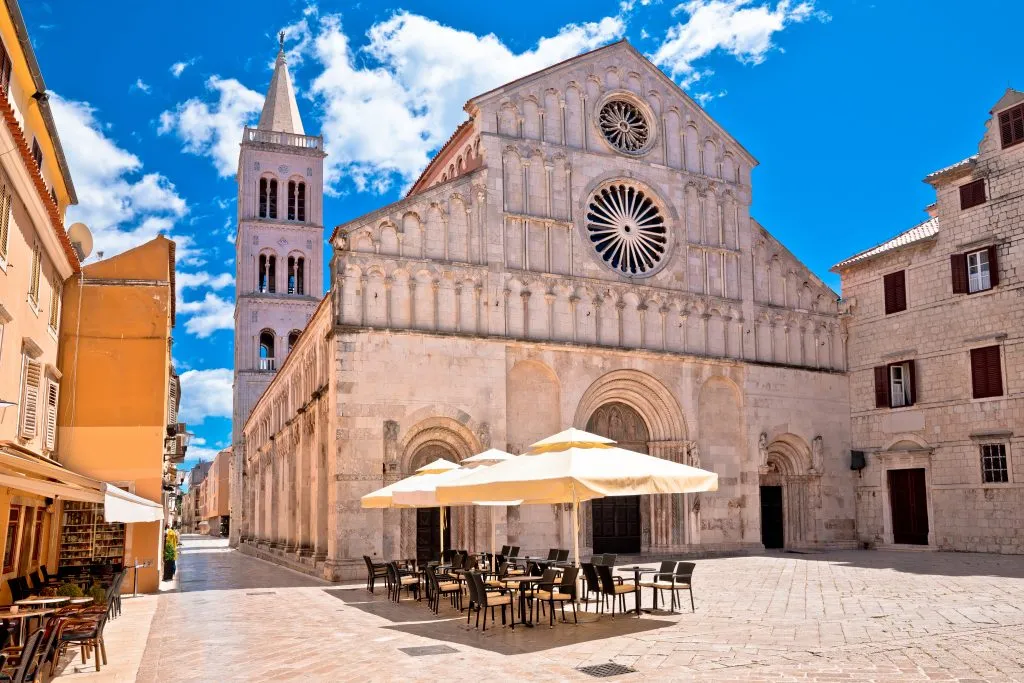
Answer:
(771, 549, 1024, 579)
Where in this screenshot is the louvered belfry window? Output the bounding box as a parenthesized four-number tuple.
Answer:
(19, 358, 41, 440)
(883, 270, 907, 314)
(999, 103, 1024, 149)
(970, 345, 1003, 399)
(959, 179, 986, 210)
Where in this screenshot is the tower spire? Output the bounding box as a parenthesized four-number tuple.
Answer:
(256, 34, 305, 135)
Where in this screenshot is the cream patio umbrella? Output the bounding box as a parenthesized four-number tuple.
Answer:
(361, 458, 461, 559)
(435, 428, 719, 569)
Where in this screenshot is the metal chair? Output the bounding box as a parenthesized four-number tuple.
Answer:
(595, 564, 638, 618)
(362, 556, 387, 593)
(536, 566, 579, 626)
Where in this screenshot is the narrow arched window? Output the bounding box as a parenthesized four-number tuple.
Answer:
(259, 254, 276, 293)
(287, 181, 306, 222)
(258, 331, 275, 371)
(288, 255, 305, 295)
(288, 330, 300, 353)
(259, 178, 268, 218)
(297, 182, 305, 222)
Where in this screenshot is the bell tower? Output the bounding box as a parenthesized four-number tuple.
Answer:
(231, 34, 325, 544)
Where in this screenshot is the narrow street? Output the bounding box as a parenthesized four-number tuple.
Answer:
(98, 535, 1024, 681)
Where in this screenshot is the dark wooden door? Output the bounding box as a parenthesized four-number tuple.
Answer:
(760, 486, 784, 549)
(416, 507, 451, 564)
(592, 496, 641, 554)
(888, 468, 929, 545)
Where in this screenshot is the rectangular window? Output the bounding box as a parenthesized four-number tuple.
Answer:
(883, 270, 907, 314)
(30, 510, 44, 563)
(874, 360, 916, 409)
(999, 103, 1024, 149)
(970, 345, 1003, 399)
(28, 242, 41, 305)
(19, 357, 41, 439)
(966, 249, 991, 293)
(3, 506, 20, 573)
(889, 363, 911, 407)
(30, 139, 43, 171)
(48, 279, 61, 331)
(0, 39, 10, 97)
(44, 379, 58, 451)
(0, 179, 10, 260)
(980, 444, 1008, 484)
(959, 179, 986, 210)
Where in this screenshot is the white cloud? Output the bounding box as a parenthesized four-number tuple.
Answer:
(177, 293, 234, 338)
(185, 436, 221, 463)
(132, 79, 151, 94)
(651, 0, 827, 80)
(170, 58, 197, 78)
(158, 76, 263, 177)
(309, 11, 626, 193)
(178, 368, 233, 425)
(48, 94, 190, 260)
(176, 271, 234, 294)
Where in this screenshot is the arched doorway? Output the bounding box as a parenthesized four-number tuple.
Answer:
(758, 434, 815, 550)
(409, 443, 456, 564)
(586, 402, 648, 554)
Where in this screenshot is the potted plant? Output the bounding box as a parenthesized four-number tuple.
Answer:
(162, 536, 177, 580)
(56, 583, 84, 598)
(87, 584, 107, 605)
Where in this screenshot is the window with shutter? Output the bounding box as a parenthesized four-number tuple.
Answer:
(966, 249, 991, 293)
(970, 345, 1003, 399)
(987, 245, 999, 287)
(873, 366, 890, 408)
(883, 270, 907, 314)
(168, 375, 179, 425)
(44, 380, 58, 451)
(48, 280, 61, 331)
(28, 243, 41, 305)
(30, 139, 43, 171)
(19, 358, 41, 440)
(959, 179, 986, 210)
(999, 103, 1024, 149)
(0, 181, 10, 260)
(0, 39, 11, 97)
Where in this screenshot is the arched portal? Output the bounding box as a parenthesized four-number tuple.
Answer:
(586, 402, 649, 554)
(758, 434, 816, 550)
(409, 441, 457, 564)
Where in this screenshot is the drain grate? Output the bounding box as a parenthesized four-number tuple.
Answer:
(577, 663, 637, 678)
(246, 591, 276, 596)
(399, 645, 458, 657)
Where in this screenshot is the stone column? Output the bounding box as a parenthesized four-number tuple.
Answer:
(520, 290, 531, 339)
(298, 422, 312, 555)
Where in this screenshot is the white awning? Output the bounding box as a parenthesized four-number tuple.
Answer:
(103, 485, 163, 523)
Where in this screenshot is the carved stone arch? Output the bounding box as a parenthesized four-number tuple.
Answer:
(881, 433, 931, 452)
(574, 369, 688, 442)
(399, 416, 482, 475)
(764, 433, 813, 476)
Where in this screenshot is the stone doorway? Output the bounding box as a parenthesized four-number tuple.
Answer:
(587, 402, 648, 554)
(888, 468, 929, 545)
(759, 486, 784, 549)
(416, 507, 451, 564)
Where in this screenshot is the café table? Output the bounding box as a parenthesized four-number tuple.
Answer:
(501, 576, 544, 627)
(15, 596, 70, 609)
(0, 606, 57, 645)
(68, 597, 94, 606)
(616, 566, 658, 616)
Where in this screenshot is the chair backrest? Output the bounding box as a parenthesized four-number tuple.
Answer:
(34, 615, 65, 674)
(33, 569, 44, 588)
(450, 554, 464, 570)
(424, 565, 438, 590)
(500, 545, 511, 556)
(363, 556, 374, 572)
(385, 561, 399, 583)
(546, 549, 558, 560)
(464, 555, 478, 572)
(7, 578, 26, 602)
(40, 565, 50, 582)
(10, 628, 43, 683)
(657, 560, 676, 575)
(581, 562, 599, 589)
(559, 566, 579, 596)
(674, 561, 695, 580)
(595, 564, 618, 595)
(537, 567, 558, 588)
(601, 554, 617, 566)
(509, 546, 520, 557)
(556, 549, 569, 562)
(497, 562, 509, 579)
(465, 572, 481, 606)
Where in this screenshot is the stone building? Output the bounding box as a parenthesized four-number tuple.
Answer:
(234, 40, 857, 581)
(834, 90, 1024, 554)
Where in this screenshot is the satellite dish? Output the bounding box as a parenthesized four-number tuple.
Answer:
(67, 222, 93, 260)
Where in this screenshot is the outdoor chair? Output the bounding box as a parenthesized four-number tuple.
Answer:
(5, 579, 27, 603)
(596, 564, 639, 618)
(546, 549, 559, 561)
(385, 562, 420, 603)
(600, 554, 618, 566)
(466, 572, 511, 632)
(639, 561, 679, 611)
(0, 628, 44, 683)
(641, 562, 695, 612)
(556, 549, 570, 563)
(536, 566, 579, 627)
(523, 567, 558, 623)
(4, 614, 68, 679)
(59, 608, 109, 673)
(441, 549, 455, 565)
(363, 556, 387, 593)
(425, 566, 462, 615)
(485, 562, 510, 588)
(580, 562, 603, 607)
(499, 545, 511, 557)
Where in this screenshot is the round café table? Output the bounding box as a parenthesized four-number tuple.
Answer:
(616, 566, 658, 616)
(68, 597, 94, 606)
(0, 606, 57, 645)
(501, 576, 544, 627)
(14, 596, 70, 608)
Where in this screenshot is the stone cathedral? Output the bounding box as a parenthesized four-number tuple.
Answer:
(232, 40, 856, 581)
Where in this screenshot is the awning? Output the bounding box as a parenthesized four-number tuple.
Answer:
(0, 443, 164, 523)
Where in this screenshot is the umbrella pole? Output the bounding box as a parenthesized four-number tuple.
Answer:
(491, 507, 496, 572)
(439, 506, 445, 562)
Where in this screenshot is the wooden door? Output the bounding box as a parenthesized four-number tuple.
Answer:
(592, 496, 641, 554)
(759, 486, 784, 549)
(416, 507, 451, 564)
(888, 468, 929, 545)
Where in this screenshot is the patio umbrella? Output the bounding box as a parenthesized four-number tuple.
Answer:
(435, 428, 718, 568)
(360, 458, 461, 558)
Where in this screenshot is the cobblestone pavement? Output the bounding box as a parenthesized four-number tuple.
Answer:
(136, 537, 1024, 681)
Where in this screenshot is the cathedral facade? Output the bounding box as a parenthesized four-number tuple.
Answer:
(233, 41, 857, 580)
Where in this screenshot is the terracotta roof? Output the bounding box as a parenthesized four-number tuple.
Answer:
(0, 94, 79, 273)
(406, 119, 473, 198)
(924, 155, 976, 182)
(831, 217, 939, 272)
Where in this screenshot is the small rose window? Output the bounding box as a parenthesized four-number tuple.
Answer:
(599, 100, 651, 153)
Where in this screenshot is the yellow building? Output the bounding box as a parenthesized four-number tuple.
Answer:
(199, 448, 232, 537)
(0, 0, 81, 603)
(57, 236, 181, 593)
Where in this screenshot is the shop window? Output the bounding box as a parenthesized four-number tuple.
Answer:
(3, 506, 20, 573)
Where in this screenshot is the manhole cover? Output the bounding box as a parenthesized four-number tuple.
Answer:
(246, 591, 276, 596)
(399, 645, 458, 657)
(577, 663, 637, 678)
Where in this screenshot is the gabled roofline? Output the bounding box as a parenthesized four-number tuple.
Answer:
(406, 119, 474, 198)
(465, 39, 758, 168)
(831, 217, 939, 273)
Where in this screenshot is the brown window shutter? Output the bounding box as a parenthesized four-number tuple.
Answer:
(874, 366, 889, 408)
(987, 245, 999, 287)
(986, 347, 1003, 398)
(950, 254, 968, 294)
(959, 179, 986, 210)
(970, 348, 986, 398)
(883, 271, 906, 314)
(971, 346, 1003, 399)
(906, 359, 917, 405)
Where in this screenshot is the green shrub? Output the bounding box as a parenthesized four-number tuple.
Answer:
(87, 584, 107, 604)
(56, 583, 83, 598)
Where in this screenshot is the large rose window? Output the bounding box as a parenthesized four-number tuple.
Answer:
(585, 182, 667, 277)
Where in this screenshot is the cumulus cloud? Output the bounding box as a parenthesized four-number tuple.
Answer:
(132, 79, 151, 94)
(48, 94, 190, 260)
(185, 436, 221, 463)
(176, 271, 234, 294)
(178, 368, 233, 425)
(158, 76, 263, 177)
(177, 293, 234, 338)
(170, 58, 197, 78)
(651, 0, 827, 81)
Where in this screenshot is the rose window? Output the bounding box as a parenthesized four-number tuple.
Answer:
(585, 183, 667, 276)
(599, 100, 650, 153)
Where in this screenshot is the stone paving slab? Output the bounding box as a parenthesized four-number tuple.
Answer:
(130, 537, 1024, 681)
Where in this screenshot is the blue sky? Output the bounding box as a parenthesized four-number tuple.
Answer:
(23, 0, 1021, 468)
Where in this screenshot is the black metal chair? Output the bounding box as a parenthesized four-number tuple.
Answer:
(545, 549, 559, 561)
(6, 579, 27, 603)
(649, 561, 694, 613)
(385, 562, 420, 603)
(425, 565, 462, 615)
(639, 561, 680, 611)
(580, 562, 603, 607)
(467, 572, 511, 632)
(536, 566, 579, 626)
(362, 556, 387, 593)
(556, 549, 570, 563)
(600, 554, 618, 566)
(0, 627, 44, 682)
(595, 564, 638, 618)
